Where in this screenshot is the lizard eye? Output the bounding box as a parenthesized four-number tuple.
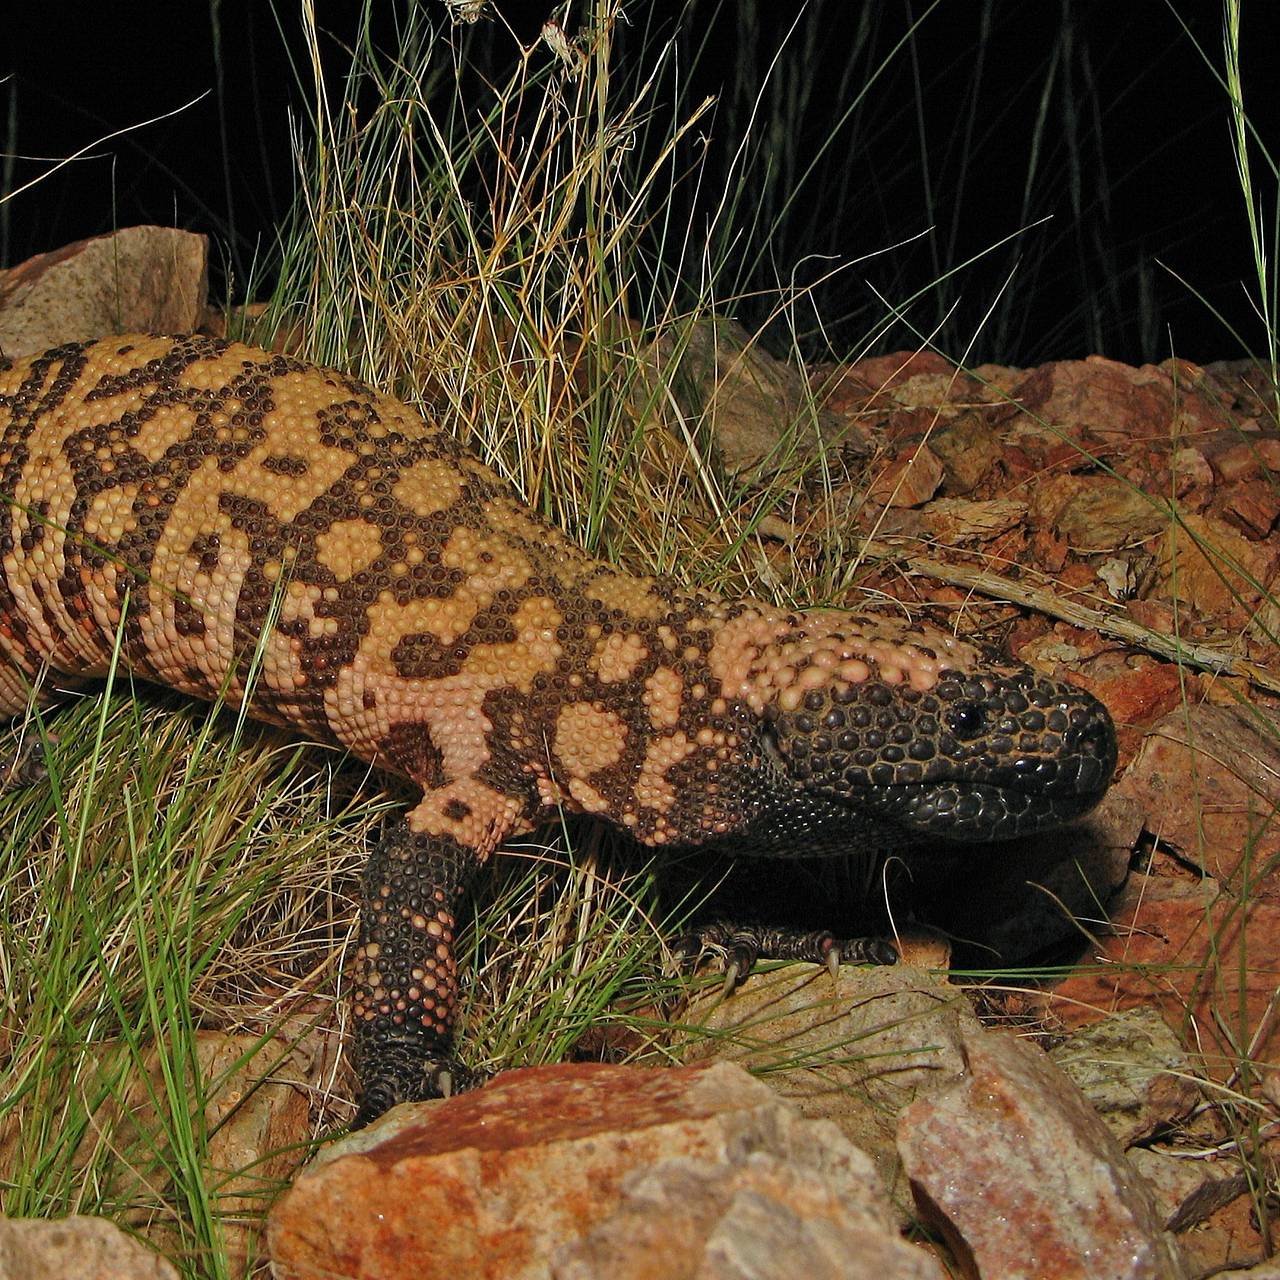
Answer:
(947, 703, 986, 740)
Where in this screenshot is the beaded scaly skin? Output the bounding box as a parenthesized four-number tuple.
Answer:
(0, 335, 1117, 1123)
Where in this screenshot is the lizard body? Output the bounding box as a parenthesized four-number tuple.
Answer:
(0, 335, 1117, 1121)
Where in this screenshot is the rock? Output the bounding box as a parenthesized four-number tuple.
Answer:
(551, 1149, 943, 1280)
(898, 1026, 1189, 1279)
(1125, 598, 1177, 634)
(0, 1215, 178, 1279)
(1028, 525, 1071, 573)
(1046, 874, 1280, 1073)
(1150, 512, 1280, 629)
(1214, 442, 1265, 485)
(1171, 446, 1214, 493)
(1222, 478, 1280, 538)
(1213, 1260, 1280, 1278)
(867, 443, 945, 508)
(681, 962, 979, 1196)
(1114, 703, 1280, 895)
(928, 413, 1004, 494)
(268, 1060, 941, 1280)
(193, 1034, 314, 1271)
(123, 1033, 310, 1275)
(839, 349, 960, 398)
(1007, 356, 1225, 451)
(0, 226, 208, 357)
(663, 317, 857, 478)
(1063, 649, 1184, 755)
(1175, 1191, 1274, 1277)
(1127, 1146, 1230, 1231)
(1199, 360, 1280, 422)
(918, 496, 1027, 544)
(1049, 1008, 1201, 1146)
(1030, 474, 1169, 549)
(1124, 1141, 1256, 1274)
(971, 361, 1028, 396)
(817, 350, 983, 427)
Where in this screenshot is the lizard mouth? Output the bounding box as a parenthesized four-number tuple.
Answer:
(852, 766, 1114, 843)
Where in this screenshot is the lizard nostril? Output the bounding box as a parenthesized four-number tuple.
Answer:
(759, 722, 786, 770)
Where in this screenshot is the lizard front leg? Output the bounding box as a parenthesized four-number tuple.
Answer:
(350, 782, 526, 1127)
(351, 818, 480, 1126)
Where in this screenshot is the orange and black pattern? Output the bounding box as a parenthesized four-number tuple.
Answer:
(0, 335, 1117, 1121)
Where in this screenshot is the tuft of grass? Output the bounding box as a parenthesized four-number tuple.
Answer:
(251, 0, 877, 607)
(0, 657, 378, 1270)
(462, 824, 699, 1077)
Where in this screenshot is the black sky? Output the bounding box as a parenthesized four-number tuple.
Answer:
(4, 1, 1278, 366)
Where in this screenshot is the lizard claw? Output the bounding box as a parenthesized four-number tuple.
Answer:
(679, 920, 897, 991)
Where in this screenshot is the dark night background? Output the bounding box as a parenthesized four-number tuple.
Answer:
(3, 1, 1278, 366)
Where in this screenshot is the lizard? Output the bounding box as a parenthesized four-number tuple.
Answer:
(0, 334, 1118, 1125)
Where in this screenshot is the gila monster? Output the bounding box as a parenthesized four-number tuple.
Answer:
(0, 334, 1117, 1124)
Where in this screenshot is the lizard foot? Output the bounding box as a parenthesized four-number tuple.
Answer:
(353, 1040, 485, 1129)
(0, 733, 54, 794)
(677, 921, 897, 995)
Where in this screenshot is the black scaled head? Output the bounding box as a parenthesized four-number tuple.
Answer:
(760, 657, 1117, 844)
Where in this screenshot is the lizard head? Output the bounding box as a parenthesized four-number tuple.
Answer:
(719, 609, 1117, 846)
(757, 659, 1117, 843)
